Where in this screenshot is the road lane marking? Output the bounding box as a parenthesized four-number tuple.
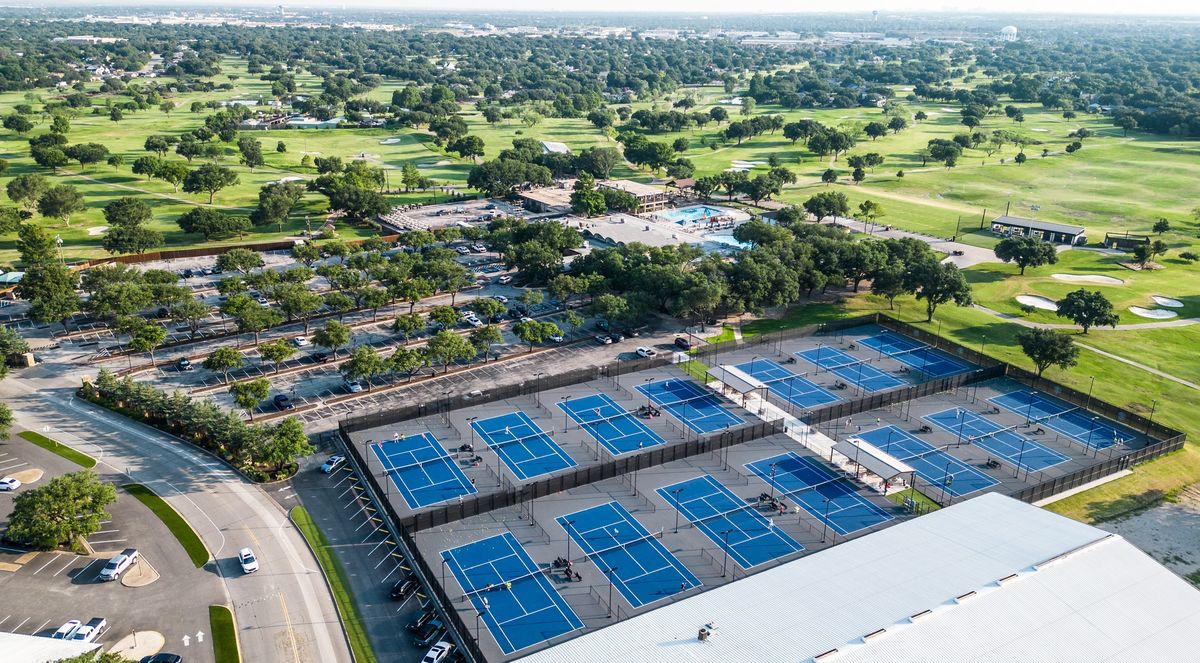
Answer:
(278, 592, 301, 663)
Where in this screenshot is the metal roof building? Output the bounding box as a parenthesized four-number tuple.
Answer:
(515, 493, 1200, 663)
(0, 631, 101, 663)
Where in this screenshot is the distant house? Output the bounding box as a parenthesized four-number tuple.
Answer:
(599, 179, 669, 214)
(239, 114, 288, 130)
(990, 215, 1085, 245)
(541, 141, 571, 155)
(286, 115, 343, 130)
(1103, 231, 1151, 251)
(517, 183, 574, 214)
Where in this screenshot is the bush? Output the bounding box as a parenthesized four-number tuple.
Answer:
(1179, 251, 1198, 263)
(1019, 304, 1037, 315)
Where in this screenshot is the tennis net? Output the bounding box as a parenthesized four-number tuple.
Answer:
(573, 527, 664, 564)
(458, 564, 548, 603)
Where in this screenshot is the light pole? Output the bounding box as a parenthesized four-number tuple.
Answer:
(441, 557, 448, 592)
(476, 611, 484, 641)
(1086, 417, 1098, 452)
(768, 463, 778, 499)
(1085, 376, 1096, 413)
(559, 396, 571, 431)
(720, 529, 733, 578)
(956, 409, 967, 446)
(979, 334, 987, 358)
(671, 488, 684, 533)
(1145, 400, 1158, 434)
(1015, 437, 1028, 479)
(467, 416, 478, 448)
(535, 372, 544, 406)
(604, 566, 618, 618)
(821, 499, 832, 543)
(564, 520, 576, 562)
(940, 460, 952, 504)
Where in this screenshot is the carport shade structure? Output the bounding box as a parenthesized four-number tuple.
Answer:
(833, 438, 916, 486)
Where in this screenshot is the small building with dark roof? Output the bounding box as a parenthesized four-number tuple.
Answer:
(990, 215, 1086, 245)
(1102, 231, 1151, 251)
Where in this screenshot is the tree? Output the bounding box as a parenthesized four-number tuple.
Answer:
(258, 418, 315, 473)
(0, 402, 12, 438)
(170, 297, 211, 339)
(215, 248, 264, 274)
(250, 181, 305, 229)
(313, 320, 351, 358)
(390, 346, 427, 381)
(993, 236, 1059, 275)
(277, 285, 323, 333)
(870, 262, 909, 309)
(570, 172, 606, 217)
(127, 321, 168, 365)
(909, 259, 973, 321)
(7, 173, 49, 210)
(183, 164, 239, 204)
(469, 325, 504, 361)
(425, 329, 475, 373)
(157, 161, 190, 193)
(64, 143, 109, 171)
(230, 378, 270, 421)
(469, 297, 506, 323)
(259, 338, 298, 373)
(323, 291, 355, 321)
(5, 471, 117, 550)
(590, 293, 629, 328)
(449, 135, 486, 162)
(803, 191, 849, 221)
(37, 185, 85, 227)
(341, 345, 385, 390)
(3, 113, 33, 134)
(428, 304, 460, 329)
(1152, 218, 1171, 234)
(1056, 289, 1120, 334)
(512, 319, 560, 352)
(864, 121, 888, 140)
(821, 169, 838, 185)
(237, 136, 265, 171)
(1133, 240, 1168, 268)
(392, 312, 425, 340)
(1017, 328, 1079, 377)
(22, 263, 79, 328)
(203, 346, 245, 384)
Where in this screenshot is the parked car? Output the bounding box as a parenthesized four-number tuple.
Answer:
(519, 316, 534, 324)
(52, 620, 81, 640)
(70, 617, 107, 643)
(176, 357, 193, 371)
(491, 295, 508, 304)
(622, 327, 643, 338)
(674, 337, 693, 350)
(312, 351, 329, 363)
(548, 334, 564, 343)
(292, 336, 310, 347)
(595, 320, 610, 331)
(636, 346, 658, 358)
(273, 394, 294, 411)
(139, 654, 183, 663)
(423, 641, 454, 663)
(497, 275, 513, 284)
(238, 547, 259, 574)
(470, 243, 487, 253)
(415, 620, 446, 648)
(321, 455, 346, 473)
(344, 379, 364, 393)
(255, 295, 269, 305)
(455, 246, 470, 255)
(98, 548, 139, 582)
(595, 335, 613, 345)
(0, 477, 21, 491)
(407, 605, 437, 632)
(391, 576, 419, 601)
(608, 332, 625, 343)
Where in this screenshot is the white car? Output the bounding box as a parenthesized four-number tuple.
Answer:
(520, 316, 534, 324)
(595, 335, 613, 345)
(320, 455, 346, 473)
(549, 334, 564, 343)
(238, 548, 259, 574)
(497, 275, 513, 284)
(255, 295, 269, 305)
(292, 336, 310, 347)
(344, 379, 364, 393)
(422, 641, 454, 663)
(0, 477, 21, 491)
(52, 620, 81, 639)
(491, 295, 508, 303)
(636, 346, 658, 358)
(99, 548, 139, 582)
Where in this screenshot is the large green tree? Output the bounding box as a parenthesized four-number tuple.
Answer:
(5, 471, 117, 550)
(1017, 328, 1080, 377)
(183, 164, 239, 204)
(1055, 289, 1120, 334)
(994, 237, 1058, 275)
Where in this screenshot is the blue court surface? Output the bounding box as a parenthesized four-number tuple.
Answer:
(471, 411, 576, 481)
(657, 475, 803, 569)
(636, 378, 743, 434)
(734, 359, 839, 409)
(441, 532, 583, 655)
(795, 347, 905, 392)
(745, 453, 893, 536)
(856, 426, 999, 498)
(858, 332, 970, 378)
(371, 432, 477, 509)
(557, 393, 667, 456)
(925, 408, 1070, 473)
(557, 501, 700, 609)
(990, 389, 1133, 450)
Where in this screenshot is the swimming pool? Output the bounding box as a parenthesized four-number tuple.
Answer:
(658, 205, 732, 225)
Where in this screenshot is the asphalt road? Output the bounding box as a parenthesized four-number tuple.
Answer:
(0, 371, 352, 663)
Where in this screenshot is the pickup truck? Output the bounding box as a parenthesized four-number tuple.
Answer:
(99, 548, 139, 582)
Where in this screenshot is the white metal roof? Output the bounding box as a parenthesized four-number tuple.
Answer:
(0, 631, 101, 663)
(515, 493, 1200, 663)
(835, 438, 915, 480)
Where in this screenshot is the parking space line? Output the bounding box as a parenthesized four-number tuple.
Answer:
(0, 461, 27, 471)
(93, 529, 120, 535)
(89, 539, 128, 546)
(74, 558, 103, 579)
(51, 556, 77, 577)
(0, 615, 9, 627)
(11, 617, 29, 633)
(31, 619, 50, 635)
(32, 554, 61, 574)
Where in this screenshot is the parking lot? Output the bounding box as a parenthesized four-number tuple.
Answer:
(0, 432, 223, 660)
(380, 198, 526, 233)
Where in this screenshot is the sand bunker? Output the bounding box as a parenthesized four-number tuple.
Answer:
(1130, 306, 1178, 319)
(731, 160, 765, 168)
(417, 160, 453, 168)
(1051, 273, 1125, 285)
(1032, 128, 1049, 132)
(1151, 295, 1183, 308)
(379, 137, 403, 145)
(1016, 295, 1057, 311)
(940, 107, 958, 112)
(87, 226, 109, 236)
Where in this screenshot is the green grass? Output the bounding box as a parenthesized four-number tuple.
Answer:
(741, 302, 848, 337)
(705, 325, 736, 343)
(1186, 570, 1200, 587)
(678, 357, 711, 381)
(290, 506, 378, 663)
(17, 430, 96, 468)
(885, 486, 941, 512)
(122, 483, 210, 568)
(208, 604, 241, 663)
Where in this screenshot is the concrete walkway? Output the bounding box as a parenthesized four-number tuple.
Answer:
(829, 216, 995, 268)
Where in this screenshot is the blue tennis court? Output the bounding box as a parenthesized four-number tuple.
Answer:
(858, 332, 970, 378)
(371, 432, 477, 509)
(925, 408, 1070, 473)
(557, 393, 666, 456)
(657, 475, 803, 569)
(471, 411, 576, 481)
(734, 359, 839, 409)
(636, 378, 743, 434)
(745, 453, 893, 536)
(557, 501, 700, 609)
(441, 532, 583, 655)
(857, 426, 998, 497)
(795, 347, 905, 392)
(990, 389, 1133, 450)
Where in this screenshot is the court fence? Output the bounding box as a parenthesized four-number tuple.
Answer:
(397, 524, 487, 663)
